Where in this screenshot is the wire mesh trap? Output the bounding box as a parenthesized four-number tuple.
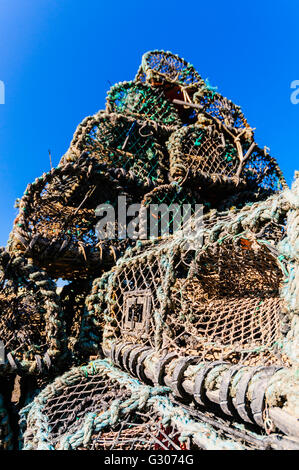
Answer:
(0, 249, 67, 376)
(20, 358, 293, 451)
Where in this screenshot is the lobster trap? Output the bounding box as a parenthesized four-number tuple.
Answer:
(99, 230, 289, 368)
(61, 111, 168, 187)
(0, 249, 67, 376)
(20, 358, 293, 451)
(83, 179, 299, 439)
(8, 156, 137, 280)
(168, 124, 286, 197)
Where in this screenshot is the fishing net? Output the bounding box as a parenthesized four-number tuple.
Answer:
(0, 249, 67, 376)
(20, 358, 292, 451)
(61, 112, 167, 187)
(7, 156, 136, 280)
(168, 124, 286, 196)
(106, 81, 182, 129)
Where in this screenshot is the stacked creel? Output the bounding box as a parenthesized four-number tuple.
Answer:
(0, 50, 295, 450)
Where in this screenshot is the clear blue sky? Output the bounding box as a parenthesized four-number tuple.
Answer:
(0, 0, 298, 247)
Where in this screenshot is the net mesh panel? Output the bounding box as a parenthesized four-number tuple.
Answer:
(136, 50, 204, 87)
(193, 89, 251, 131)
(63, 112, 167, 187)
(43, 374, 128, 445)
(8, 156, 133, 280)
(106, 81, 182, 128)
(140, 183, 202, 239)
(166, 239, 288, 366)
(0, 252, 66, 374)
(0, 287, 47, 364)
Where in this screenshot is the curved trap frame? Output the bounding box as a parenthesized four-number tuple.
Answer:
(20, 358, 291, 451)
(0, 250, 67, 376)
(8, 156, 137, 280)
(106, 81, 182, 129)
(61, 112, 168, 187)
(168, 124, 286, 196)
(135, 50, 204, 89)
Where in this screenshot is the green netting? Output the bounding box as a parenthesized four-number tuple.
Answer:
(62, 112, 168, 187)
(106, 81, 182, 128)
